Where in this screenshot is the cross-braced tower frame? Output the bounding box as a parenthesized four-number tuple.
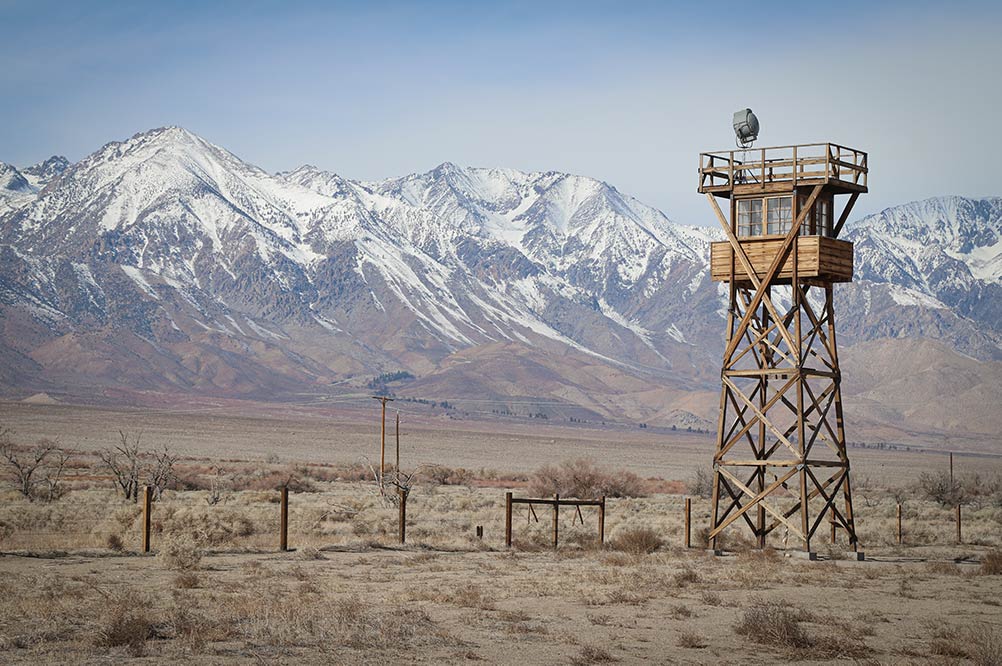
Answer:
(698, 143, 868, 553)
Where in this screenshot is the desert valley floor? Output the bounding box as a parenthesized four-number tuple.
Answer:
(0, 400, 1000, 664)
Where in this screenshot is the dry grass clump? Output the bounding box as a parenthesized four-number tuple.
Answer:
(529, 458, 643, 499)
(932, 624, 1002, 665)
(981, 549, 1002, 575)
(734, 600, 871, 659)
(228, 593, 446, 649)
(93, 592, 155, 655)
(158, 532, 203, 571)
(734, 602, 811, 649)
(609, 527, 662, 555)
(570, 644, 617, 664)
(677, 631, 708, 648)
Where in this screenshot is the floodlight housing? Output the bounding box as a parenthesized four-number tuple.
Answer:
(733, 108, 759, 148)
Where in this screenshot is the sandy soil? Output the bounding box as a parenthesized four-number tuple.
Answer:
(2, 401, 994, 483)
(1, 545, 1000, 664)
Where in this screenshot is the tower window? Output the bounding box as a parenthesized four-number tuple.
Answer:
(737, 199, 762, 236)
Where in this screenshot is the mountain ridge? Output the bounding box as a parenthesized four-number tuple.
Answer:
(1, 126, 999, 447)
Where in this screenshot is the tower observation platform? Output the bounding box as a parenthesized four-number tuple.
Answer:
(699, 141, 868, 555)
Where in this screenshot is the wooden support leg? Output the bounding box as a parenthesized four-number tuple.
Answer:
(398, 488, 406, 545)
(505, 492, 513, 548)
(552, 494, 559, 550)
(142, 485, 152, 553)
(598, 497, 606, 545)
(684, 497, 692, 549)
(279, 486, 289, 552)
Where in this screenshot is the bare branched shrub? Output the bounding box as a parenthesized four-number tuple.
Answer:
(148, 445, 178, 500)
(99, 432, 179, 502)
(609, 527, 663, 555)
(916, 470, 964, 507)
(0, 428, 71, 502)
(528, 458, 643, 498)
(686, 467, 712, 499)
(100, 431, 143, 502)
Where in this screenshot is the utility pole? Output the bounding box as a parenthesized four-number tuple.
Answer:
(395, 411, 401, 484)
(372, 396, 394, 485)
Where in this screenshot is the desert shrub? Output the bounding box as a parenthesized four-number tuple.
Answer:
(570, 645, 616, 665)
(734, 602, 811, 649)
(982, 549, 1002, 575)
(106, 533, 124, 552)
(528, 458, 643, 498)
(917, 470, 964, 507)
(295, 546, 324, 561)
(425, 466, 474, 486)
(931, 624, 1002, 664)
(686, 467, 712, 499)
(158, 532, 203, 571)
(610, 527, 662, 554)
(93, 592, 154, 654)
(677, 631, 707, 648)
(173, 571, 199, 589)
(735, 601, 870, 658)
(231, 469, 315, 492)
(0, 433, 72, 502)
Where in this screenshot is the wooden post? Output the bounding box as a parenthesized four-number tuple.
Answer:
(142, 485, 152, 553)
(552, 493, 559, 550)
(279, 486, 289, 552)
(395, 411, 400, 482)
(949, 451, 954, 484)
(505, 492, 513, 548)
(398, 488, 406, 545)
(476, 525, 483, 540)
(598, 496, 606, 545)
(371, 396, 394, 485)
(830, 508, 836, 545)
(956, 504, 962, 544)
(896, 503, 903, 545)
(684, 497, 692, 548)
(380, 400, 386, 479)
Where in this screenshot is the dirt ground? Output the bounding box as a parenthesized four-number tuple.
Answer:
(1, 401, 1001, 664)
(1, 400, 993, 482)
(1, 545, 1000, 664)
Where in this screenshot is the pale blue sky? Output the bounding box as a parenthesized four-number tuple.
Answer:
(2, 1, 1001, 225)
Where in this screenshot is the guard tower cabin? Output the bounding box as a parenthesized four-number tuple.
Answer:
(700, 144, 867, 284)
(698, 143, 868, 555)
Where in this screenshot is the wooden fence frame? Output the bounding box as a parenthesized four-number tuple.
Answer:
(504, 492, 605, 549)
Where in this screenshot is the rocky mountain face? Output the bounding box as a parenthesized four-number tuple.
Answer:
(0, 127, 999, 445)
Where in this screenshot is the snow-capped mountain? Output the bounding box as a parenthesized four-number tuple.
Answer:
(0, 127, 999, 444)
(21, 155, 69, 190)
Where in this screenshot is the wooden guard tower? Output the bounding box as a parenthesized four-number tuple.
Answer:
(698, 143, 867, 554)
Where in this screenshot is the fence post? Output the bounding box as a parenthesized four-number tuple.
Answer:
(956, 504, 962, 544)
(476, 525, 483, 540)
(142, 485, 152, 553)
(896, 503, 903, 545)
(552, 493, 559, 550)
(684, 497, 691, 549)
(598, 496, 606, 545)
(279, 486, 289, 552)
(505, 492, 513, 548)
(398, 488, 407, 545)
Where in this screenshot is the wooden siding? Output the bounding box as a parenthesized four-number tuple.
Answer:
(710, 236, 853, 284)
